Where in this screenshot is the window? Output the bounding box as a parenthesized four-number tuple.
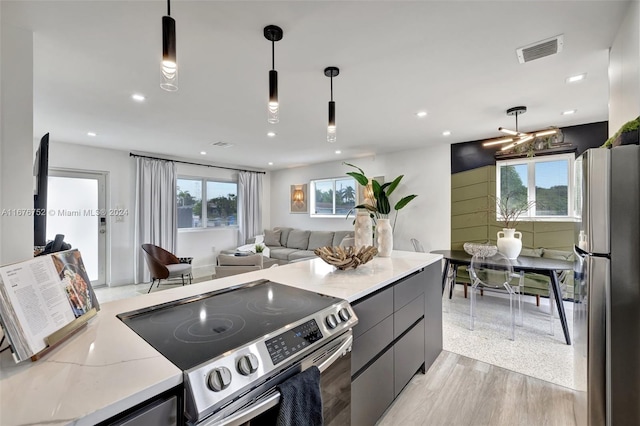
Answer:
(177, 178, 237, 229)
(496, 153, 575, 220)
(310, 177, 356, 217)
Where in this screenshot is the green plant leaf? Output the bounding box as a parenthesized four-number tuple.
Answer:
(377, 192, 391, 214)
(345, 204, 377, 219)
(394, 194, 417, 210)
(385, 175, 404, 196)
(346, 171, 368, 186)
(343, 162, 365, 175)
(372, 180, 382, 197)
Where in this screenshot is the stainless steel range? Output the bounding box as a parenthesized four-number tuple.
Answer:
(117, 279, 357, 425)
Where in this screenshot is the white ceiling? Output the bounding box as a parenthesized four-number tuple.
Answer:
(4, 1, 629, 170)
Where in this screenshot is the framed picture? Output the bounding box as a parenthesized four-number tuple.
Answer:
(290, 184, 308, 213)
(357, 176, 384, 205)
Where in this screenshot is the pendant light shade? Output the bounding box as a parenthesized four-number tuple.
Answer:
(324, 67, 339, 143)
(161, 0, 178, 91)
(264, 25, 283, 124)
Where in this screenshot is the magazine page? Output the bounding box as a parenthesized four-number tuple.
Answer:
(0, 257, 77, 358)
(50, 249, 100, 316)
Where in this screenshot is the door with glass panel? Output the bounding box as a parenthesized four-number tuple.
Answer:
(47, 170, 107, 286)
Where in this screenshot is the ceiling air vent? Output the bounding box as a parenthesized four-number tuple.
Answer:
(211, 141, 233, 148)
(516, 35, 564, 64)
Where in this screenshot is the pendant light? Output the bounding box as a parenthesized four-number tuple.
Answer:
(324, 67, 339, 143)
(483, 106, 560, 151)
(161, 0, 178, 91)
(264, 25, 283, 124)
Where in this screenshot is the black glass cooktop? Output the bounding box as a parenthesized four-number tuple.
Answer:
(117, 280, 340, 370)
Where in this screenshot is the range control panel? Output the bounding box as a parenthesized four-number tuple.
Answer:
(265, 319, 323, 365)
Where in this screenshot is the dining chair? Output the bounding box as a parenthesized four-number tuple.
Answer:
(141, 244, 192, 293)
(411, 238, 425, 253)
(468, 252, 524, 340)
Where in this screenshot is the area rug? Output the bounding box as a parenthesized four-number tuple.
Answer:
(442, 286, 575, 389)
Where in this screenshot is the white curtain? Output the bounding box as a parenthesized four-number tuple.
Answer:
(134, 157, 177, 283)
(238, 172, 263, 246)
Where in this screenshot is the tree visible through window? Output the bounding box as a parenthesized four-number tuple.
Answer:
(311, 177, 356, 216)
(497, 154, 574, 220)
(177, 178, 237, 229)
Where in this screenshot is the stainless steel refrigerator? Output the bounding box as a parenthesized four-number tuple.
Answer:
(574, 145, 640, 426)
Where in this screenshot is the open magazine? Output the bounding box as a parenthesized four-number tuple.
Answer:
(0, 249, 99, 362)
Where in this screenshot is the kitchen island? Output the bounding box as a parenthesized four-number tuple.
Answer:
(0, 251, 442, 425)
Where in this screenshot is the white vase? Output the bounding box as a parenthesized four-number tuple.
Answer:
(354, 211, 373, 250)
(497, 228, 522, 259)
(376, 218, 393, 257)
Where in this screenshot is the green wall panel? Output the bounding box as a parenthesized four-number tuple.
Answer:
(452, 182, 488, 202)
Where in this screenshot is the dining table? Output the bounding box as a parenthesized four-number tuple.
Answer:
(431, 249, 574, 345)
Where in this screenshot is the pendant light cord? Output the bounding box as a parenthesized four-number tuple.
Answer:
(167, 0, 171, 16)
(515, 112, 519, 132)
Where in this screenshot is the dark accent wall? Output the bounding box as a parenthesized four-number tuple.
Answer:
(451, 121, 608, 174)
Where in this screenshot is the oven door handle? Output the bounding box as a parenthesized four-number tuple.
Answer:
(317, 333, 352, 373)
(203, 390, 281, 426)
(204, 333, 353, 426)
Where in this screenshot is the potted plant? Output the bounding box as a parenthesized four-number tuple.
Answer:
(254, 243, 264, 254)
(490, 194, 535, 259)
(603, 116, 640, 148)
(344, 163, 417, 257)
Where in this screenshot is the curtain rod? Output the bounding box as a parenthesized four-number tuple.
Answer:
(129, 153, 266, 174)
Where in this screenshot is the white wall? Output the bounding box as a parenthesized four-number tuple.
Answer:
(269, 144, 451, 253)
(609, 0, 640, 135)
(0, 22, 34, 265)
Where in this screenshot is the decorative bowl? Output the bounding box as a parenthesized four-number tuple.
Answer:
(463, 242, 498, 257)
(314, 245, 378, 270)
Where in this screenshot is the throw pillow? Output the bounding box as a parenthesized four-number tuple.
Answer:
(274, 227, 293, 246)
(254, 234, 265, 244)
(264, 229, 282, 247)
(308, 231, 335, 250)
(287, 230, 311, 250)
(520, 248, 544, 258)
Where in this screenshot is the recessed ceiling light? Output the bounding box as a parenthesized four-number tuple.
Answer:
(200, 151, 207, 155)
(131, 93, 146, 102)
(442, 130, 451, 136)
(267, 132, 276, 137)
(416, 111, 427, 118)
(566, 73, 586, 83)
(562, 109, 577, 115)
(335, 150, 341, 154)
(87, 132, 97, 137)
(268, 162, 274, 166)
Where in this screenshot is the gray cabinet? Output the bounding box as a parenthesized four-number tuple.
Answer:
(350, 264, 442, 425)
(394, 319, 425, 397)
(424, 261, 443, 369)
(351, 350, 394, 426)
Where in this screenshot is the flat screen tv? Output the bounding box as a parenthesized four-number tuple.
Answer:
(34, 133, 49, 247)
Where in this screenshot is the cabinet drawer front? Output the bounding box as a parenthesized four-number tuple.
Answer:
(352, 287, 393, 339)
(394, 294, 424, 339)
(394, 270, 425, 311)
(351, 314, 393, 375)
(351, 349, 394, 426)
(394, 319, 425, 397)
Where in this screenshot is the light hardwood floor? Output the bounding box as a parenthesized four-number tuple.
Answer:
(378, 350, 578, 426)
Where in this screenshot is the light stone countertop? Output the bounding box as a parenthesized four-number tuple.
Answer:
(0, 251, 441, 426)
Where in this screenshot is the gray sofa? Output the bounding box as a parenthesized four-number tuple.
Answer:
(257, 227, 354, 265)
